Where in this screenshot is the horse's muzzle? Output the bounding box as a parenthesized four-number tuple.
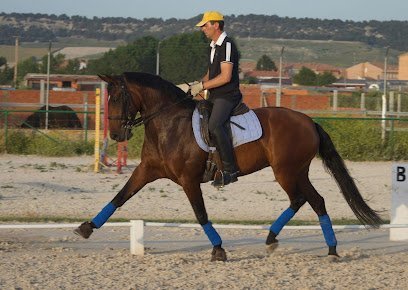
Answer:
(110, 130, 133, 142)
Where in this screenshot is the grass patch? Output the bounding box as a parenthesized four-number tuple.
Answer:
(236, 38, 400, 67)
(315, 118, 408, 161)
(2, 116, 408, 161)
(1, 130, 94, 156)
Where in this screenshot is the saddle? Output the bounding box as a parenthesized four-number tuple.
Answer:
(197, 100, 250, 182)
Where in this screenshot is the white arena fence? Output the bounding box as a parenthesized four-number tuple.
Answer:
(1, 221, 407, 256)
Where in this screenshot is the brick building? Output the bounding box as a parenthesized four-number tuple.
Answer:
(345, 62, 382, 80)
(345, 62, 398, 80)
(398, 53, 408, 80)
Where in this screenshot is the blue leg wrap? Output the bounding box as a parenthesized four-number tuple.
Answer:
(91, 202, 117, 229)
(202, 221, 222, 247)
(319, 214, 337, 247)
(270, 207, 295, 235)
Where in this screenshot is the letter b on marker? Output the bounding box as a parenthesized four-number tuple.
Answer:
(397, 166, 406, 182)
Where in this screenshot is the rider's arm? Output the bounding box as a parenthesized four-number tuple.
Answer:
(202, 62, 233, 90)
(202, 70, 210, 82)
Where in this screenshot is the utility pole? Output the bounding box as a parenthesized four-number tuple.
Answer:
(276, 46, 285, 107)
(13, 36, 19, 87)
(381, 47, 389, 141)
(45, 41, 52, 130)
(156, 41, 161, 75)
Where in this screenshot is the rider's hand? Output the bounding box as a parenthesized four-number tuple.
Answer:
(176, 83, 189, 93)
(189, 81, 204, 97)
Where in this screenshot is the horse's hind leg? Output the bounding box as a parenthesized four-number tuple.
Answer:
(298, 175, 339, 257)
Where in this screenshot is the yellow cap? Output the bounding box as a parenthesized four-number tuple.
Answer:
(195, 11, 224, 27)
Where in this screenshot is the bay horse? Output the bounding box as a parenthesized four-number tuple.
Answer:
(74, 72, 383, 261)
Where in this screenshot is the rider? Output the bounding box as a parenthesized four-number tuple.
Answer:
(189, 11, 242, 187)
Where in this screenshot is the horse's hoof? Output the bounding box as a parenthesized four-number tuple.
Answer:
(266, 241, 279, 254)
(211, 246, 227, 262)
(328, 246, 339, 257)
(327, 254, 340, 262)
(74, 221, 93, 239)
(265, 231, 277, 245)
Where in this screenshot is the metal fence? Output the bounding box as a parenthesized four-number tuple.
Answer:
(0, 109, 99, 155)
(332, 91, 408, 117)
(1, 105, 408, 160)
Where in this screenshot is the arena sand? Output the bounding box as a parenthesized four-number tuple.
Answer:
(1, 155, 407, 289)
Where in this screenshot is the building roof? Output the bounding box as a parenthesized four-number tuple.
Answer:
(245, 70, 290, 79)
(240, 60, 257, 73)
(285, 62, 342, 72)
(347, 62, 398, 72)
(370, 62, 398, 71)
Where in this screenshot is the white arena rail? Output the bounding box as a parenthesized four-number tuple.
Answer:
(1, 221, 407, 255)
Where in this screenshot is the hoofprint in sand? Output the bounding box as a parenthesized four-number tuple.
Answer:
(1, 155, 407, 289)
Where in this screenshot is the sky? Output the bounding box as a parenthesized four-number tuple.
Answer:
(1, 0, 407, 22)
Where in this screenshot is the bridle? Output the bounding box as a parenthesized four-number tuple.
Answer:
(107, 76, 192, 129)
(107, 77, 137, 129)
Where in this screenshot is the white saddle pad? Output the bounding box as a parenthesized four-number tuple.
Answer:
(192, 107, 263, 152)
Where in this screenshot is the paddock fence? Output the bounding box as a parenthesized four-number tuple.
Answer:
(1, 221, 407, 256)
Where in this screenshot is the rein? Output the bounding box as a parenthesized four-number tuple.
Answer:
(108, 77, 192, 129)
(127, 96, 191, 128)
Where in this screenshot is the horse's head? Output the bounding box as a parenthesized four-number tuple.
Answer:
(99, 74, 134, 142)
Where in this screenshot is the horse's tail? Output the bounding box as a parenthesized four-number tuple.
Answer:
(314, 123, 384, 228)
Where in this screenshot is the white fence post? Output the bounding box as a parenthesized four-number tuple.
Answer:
(130, 220, 145, 255)
(332, 90, 338, 111)
(360, 92, 365, 111)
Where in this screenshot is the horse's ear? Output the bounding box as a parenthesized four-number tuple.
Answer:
(98, 74, 113, 83)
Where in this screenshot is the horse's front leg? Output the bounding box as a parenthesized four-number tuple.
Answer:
(183, 183, 227, 262)
(74, 162, 159, 239)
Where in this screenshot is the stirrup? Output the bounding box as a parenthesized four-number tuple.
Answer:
(211, 170, 239, 188)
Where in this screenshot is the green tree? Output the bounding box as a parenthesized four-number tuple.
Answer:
(241, 76, 258, 84)
(316, 71, 337, 86)
(159, 32, 208, 83)
(0, 65, 13, 85)
(86, 36, 158, 75)
(256, 55, 277, 71)
(17, 56, 40, 82)
(293, 66, 317, 86)
(39, 53, 66, 74)
(62, 59, 82, 74)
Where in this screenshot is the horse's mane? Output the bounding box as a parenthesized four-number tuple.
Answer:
(123, 72, 196, 108)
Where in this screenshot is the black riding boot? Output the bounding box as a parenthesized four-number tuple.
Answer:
(211, 134, 239, 188)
